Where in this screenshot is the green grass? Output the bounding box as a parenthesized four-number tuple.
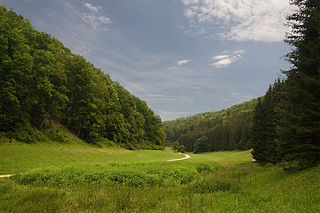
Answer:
(0, 142, 319, 212)
(0, 142, 181, 175)
(187, 150, 253, 165)
(18, 162, 220, 187)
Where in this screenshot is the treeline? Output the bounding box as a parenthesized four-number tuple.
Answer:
(251, 0, 320, 169)
(163, 99, 258, 153)
(0, 6, 165, 149)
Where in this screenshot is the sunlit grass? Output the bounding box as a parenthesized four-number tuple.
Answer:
(187, 150, 252, 165)
(0, 143, 319, 212)
(1, 163, 319, 212)
(0, 142, 180, 175)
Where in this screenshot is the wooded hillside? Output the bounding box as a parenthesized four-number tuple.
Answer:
(163, 99, 258, 153)
(0, 6, 165, 149)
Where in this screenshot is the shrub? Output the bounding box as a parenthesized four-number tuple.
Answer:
(18, 162, 221, 187)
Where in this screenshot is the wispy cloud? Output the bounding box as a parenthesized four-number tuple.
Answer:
(181, 0, 295, 42)
(84, 3, 100, 13)
(177, 59, 192, 66)
(82, 2, 111, 31)
(212, 50, 245, 68)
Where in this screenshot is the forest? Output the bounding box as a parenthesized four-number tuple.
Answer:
(0, 0, 319, 171)
(251, 0, 320, 170)
(165, 0, 320, 170)
(163, 99, 258, 153)
(0, 6, 165, 150)
(0, 1, 319, 211)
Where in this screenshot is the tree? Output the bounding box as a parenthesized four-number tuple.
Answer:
(251, 98, 268, 163)
(172, 141, 180, 151)
(0, 6, 165, 150)
(277, 0, 320, 169)
(251, 80, 284, 164)
(194, 136, 209, 153)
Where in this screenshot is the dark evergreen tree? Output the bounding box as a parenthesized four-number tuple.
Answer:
(251, 98, 268, 163)
(277, 0, 320, 169)
(251, 80, 284, 164)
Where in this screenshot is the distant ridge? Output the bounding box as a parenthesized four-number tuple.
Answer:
(163, 99, 258, 153)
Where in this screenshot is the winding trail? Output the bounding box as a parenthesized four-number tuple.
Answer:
(167, 153, 191, 162)
(0, 153, 190, 178)
(0, 174, 20, 178)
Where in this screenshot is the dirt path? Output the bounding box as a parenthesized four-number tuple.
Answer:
(0, 153, 190, 177)
(167, 153, 191, 162)
(0, 174, 21, 178)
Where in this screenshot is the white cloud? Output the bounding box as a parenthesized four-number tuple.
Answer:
(84, 3, 100, 13)
(177, 59, 192, 66)
(213, 54, 229, 61)
(181, 0, 295, 42)
(212, 50, 245, 68)
(212, 58, 232, 68)
(82, 2, 111, 31)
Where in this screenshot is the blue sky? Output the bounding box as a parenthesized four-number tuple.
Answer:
(1, 0, 294, 121)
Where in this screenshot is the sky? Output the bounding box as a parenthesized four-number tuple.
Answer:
(0, 0, 295, 121)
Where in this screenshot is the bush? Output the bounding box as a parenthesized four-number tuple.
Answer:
(18, 162, 221, 187)
(172, 141, 186, 153)
(178, 145, 186, 153)
(6, 124, 47, 143)
(194, 136, 209, 153)
(186, 173, 239, 193)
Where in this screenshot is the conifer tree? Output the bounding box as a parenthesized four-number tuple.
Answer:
(251, 80, 285, 164)
(277, 0, 320, 169)
(251, 98, 268, 162)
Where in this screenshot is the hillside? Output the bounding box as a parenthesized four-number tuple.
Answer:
(163, 99, 258, 152)
(0, 6, 164, 149)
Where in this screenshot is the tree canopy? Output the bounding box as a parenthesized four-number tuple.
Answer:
(0, 6, 165, 149)
(163, 99, 258, 153)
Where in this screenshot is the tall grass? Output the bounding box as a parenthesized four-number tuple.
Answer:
(0, 142, 319, 212)
(1, 164, 319, 212)
(18, 162, 221, 187)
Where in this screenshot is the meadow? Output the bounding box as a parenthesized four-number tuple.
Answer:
(0, 142, 181, 175)
(0, 142, 319, 212)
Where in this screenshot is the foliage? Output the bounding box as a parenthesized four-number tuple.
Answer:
(251, 0, 320, 169)
(277, 0, 320, 169)
(194, 136, 208, 154)
(251, 80, 285, 164)
(0, 6, 164, 149)
(163, 99, 258, 153)
(18, 162, 220, 187)
(172, 141, 185, 153)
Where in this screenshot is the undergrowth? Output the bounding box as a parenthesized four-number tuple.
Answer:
(18, 162, 221, 187)
(2, 164, 319, 212)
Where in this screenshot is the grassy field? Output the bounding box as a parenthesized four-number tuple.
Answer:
(0, 142, 181, 175)
(187, 150, 252, 165)
(0, 142, 319, 212)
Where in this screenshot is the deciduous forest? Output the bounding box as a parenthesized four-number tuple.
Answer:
(0, 6, 165, 150)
